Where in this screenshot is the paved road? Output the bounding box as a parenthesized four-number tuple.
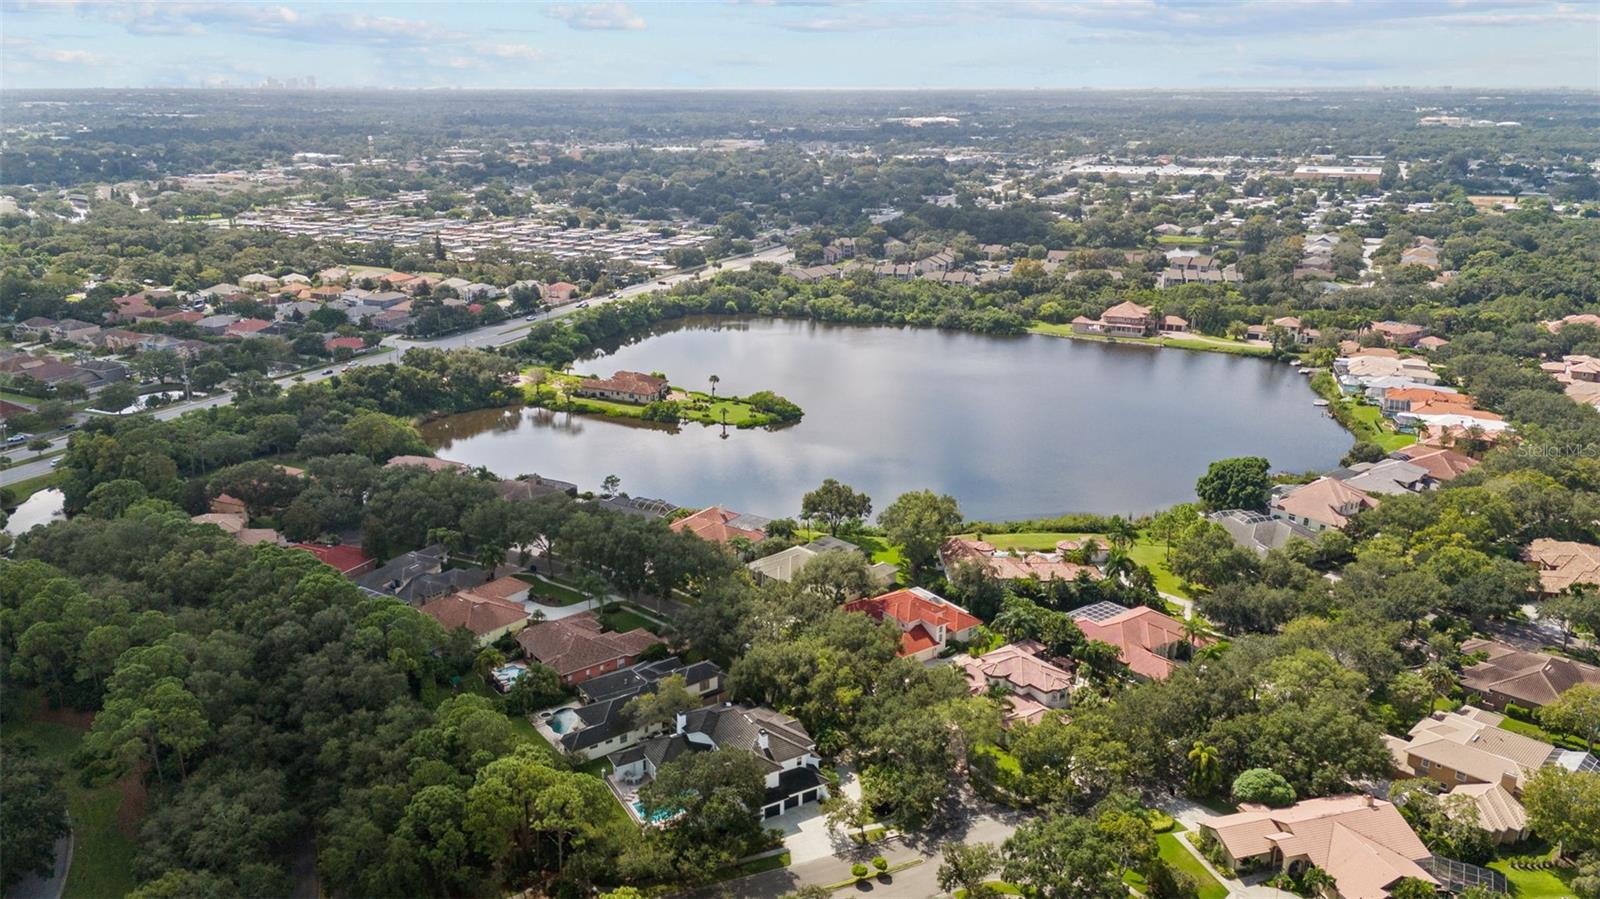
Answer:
(8, 825, 72, 899)
(0, 246, 791, 488)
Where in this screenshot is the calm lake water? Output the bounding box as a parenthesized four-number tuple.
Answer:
(421, 318, 1350, 521)
(4, 488, 65, 536)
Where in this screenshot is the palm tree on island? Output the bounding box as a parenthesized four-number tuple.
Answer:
(708, 373, 720, 398)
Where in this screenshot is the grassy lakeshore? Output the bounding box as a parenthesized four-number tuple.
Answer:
(525, 371, 801, 428)
(1028, 323, 1272, 357)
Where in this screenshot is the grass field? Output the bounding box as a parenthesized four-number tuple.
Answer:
(795, 529, 904, 569)
(8, 714, 140, 899)
(1123, 826, 1229, 899)
(1028, 323, 1271, 357)
(1344, 403, 1417, 451)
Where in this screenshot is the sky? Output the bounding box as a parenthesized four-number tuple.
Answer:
(1, 0, 1597, 91)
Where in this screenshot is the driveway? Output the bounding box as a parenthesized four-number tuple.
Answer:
(8, 827, 72, 899)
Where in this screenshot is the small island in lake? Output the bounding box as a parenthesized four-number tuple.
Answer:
(524, 368, 804, 429)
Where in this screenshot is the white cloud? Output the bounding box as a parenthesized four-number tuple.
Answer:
(545, 2, 646, 31)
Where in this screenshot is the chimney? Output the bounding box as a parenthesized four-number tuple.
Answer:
(756, 729, 770, 753)
(1362, 793, 1374, 808)
(675, 711, 687, 735)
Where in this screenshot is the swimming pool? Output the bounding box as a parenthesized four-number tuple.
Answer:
(631, 801, 675, 824)
(548, 709, 580, 734)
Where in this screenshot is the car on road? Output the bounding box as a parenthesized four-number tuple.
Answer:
(657, 280, 668, 285)
(50, 457, 63, 468)
(576, 301, 589, 308)
(342, 363, 356, 372)
(321, 369, 335, 375)
(524, 314, 537, 320)
(5, 433, 29, 445)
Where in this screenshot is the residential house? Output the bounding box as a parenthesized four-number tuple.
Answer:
(952, 640, 1073, 726)
(316, 266, 351, 285)
(109, 293, 158, 321)
(356, 544, 491, 605)
(1366, 320, 1428, 347)
(573, 371, 669, 404)
(383, 454, 468, 473)
(554, 657, 724, 760)
(1270, 477, 1377, 532)
(1384, 707, 1595, 844)
(1391, 446, 1478, 483)
(609, 703, 828, 821)
(291, 543, 376, 577)
(1543, 313, 1600, 334)
(596, 495, 678, 519)
(196, 314, 240, 335)
(937, 536, 1101, 583)
(1160, 315, 1189, 334)
(14, 316, 57, 338)
(1207, 509, 1318, 556)
(324, 336, 366, 354)
(1400, 240, 1443, 271)
(494, 476, 578, 502)
(1416, 336, 1450, 352)
(1459, 639, 1600, 710)
(224, 318, 274, 339)
(670, 506, 769, 544)
(48, 319, 101, 343)
(1521, 538, 1600, 597)
(420, 588, 530, 645)
(1196, 795, 1438, 899)
(1543, 355, 1600, 412)
(1380, 387, 1467, 417)
(544, 281, 579, 303)
(1072, 300, 1157, 337)
(239, 273, 280, 290)
(843, 587, 982, 661)
(1071, 601, 1201, 681)
(1331, 459, 1432, 496)
(516, 611, 658, 685)
(747, 536, 893, 590)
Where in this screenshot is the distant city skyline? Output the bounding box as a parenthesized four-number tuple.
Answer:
(1, 0, 1597, 91)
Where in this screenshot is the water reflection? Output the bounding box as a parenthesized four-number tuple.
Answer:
(4, 488, 65, 536)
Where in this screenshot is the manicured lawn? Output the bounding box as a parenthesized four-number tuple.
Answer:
(9, 715, 140, 899)
(1124, 830, 1228, 899)
(599, 605, 665, 636)
(1028, 324, 1270, 357)
(1489, 845, 1575, 898)
(955, 883, 1024, 898)
(1345, 403, 1417, 451)
(795, 529, 903, 568)
(1495, 714, 1588, 751)
(515, 573, 591, 606)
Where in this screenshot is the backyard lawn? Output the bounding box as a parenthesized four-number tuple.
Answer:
(1344, 402, 1417, 451)
(956, 530, 1192, 599)
(8, 713, 140, 899)
(1489, 846, 1576, 899)
(795, 528, 904, 569)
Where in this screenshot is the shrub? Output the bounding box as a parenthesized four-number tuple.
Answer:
(1148, 811, 1177, 833)
(872, 856, 888, 873)
(1231, 768, 1296, 808)
(851, 863, 869, 880)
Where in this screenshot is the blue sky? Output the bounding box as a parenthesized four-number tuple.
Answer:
(2, 1, 1597, 90)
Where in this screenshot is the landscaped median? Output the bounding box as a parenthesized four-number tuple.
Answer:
(525, 370, 803, 429)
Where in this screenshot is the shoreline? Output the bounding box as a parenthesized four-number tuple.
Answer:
(1026, 323, 1275, 357)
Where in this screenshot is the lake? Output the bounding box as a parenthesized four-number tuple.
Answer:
(420, 318, 1351, 521)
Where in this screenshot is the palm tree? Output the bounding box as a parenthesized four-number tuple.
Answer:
(708, 374, 720, 398)
(1421, 661, 1456, 708)
(1181, 615, 1209, 649)
(1103, 548, 1135, 582)
(1106, 516, 1138, 550)
(1301, 866, 1336, 896)
(1187, 740, 1220, 792)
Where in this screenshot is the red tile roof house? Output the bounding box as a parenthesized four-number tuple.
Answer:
(516, 611, 659, 685)
(1365, 320, 1428, 347)
(420, 590, 530, 646)
(1196, 795, 1438, 899)
(573, 370, 670, 405)
(292, 543, 376, 577)
(544, 281, 580, 303)
(324, 336, 366, 354)
(1270, 476, 1377, 532)
(1458, 638, 1600, 710)
(952, 640, 1074, 727)
(224, 318, 274, 339)
(1071, 300, 1156, 337)
(669, 506, 769, 544)
(1070, 601, 1204, 681)
(843, 587, 982, 662)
